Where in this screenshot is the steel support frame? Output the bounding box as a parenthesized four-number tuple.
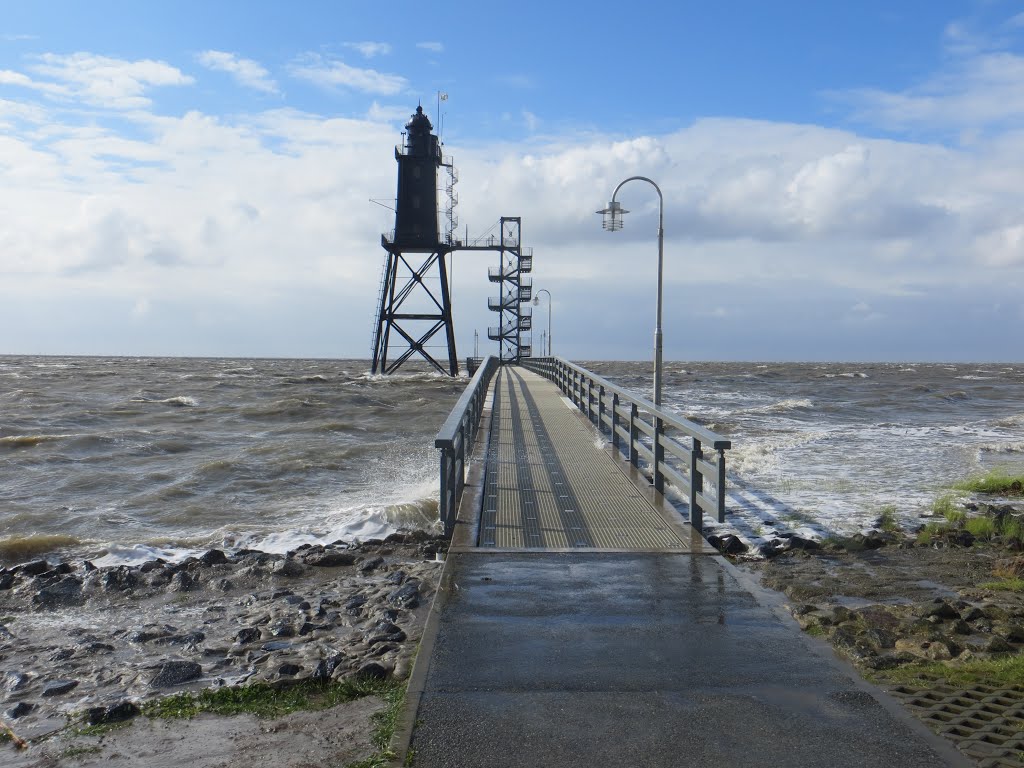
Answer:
(371, 244, 458, 376)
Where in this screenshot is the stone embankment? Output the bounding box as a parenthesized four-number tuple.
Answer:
(0, 531, 444, 737)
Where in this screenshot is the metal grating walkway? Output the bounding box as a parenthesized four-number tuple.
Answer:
(478, 367, 693, 551)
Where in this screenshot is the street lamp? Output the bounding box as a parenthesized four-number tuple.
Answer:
(597, 176, 665, 406)
(532, 289, 552, 356)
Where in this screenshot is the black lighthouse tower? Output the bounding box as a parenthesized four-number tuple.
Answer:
(370, 106, 458, 376)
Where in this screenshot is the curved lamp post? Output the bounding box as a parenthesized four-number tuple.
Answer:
(532, 288, 552, 356)
(597, 176, 664, 406)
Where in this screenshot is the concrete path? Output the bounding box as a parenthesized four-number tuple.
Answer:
(401, 367, 969, 767)
(407, 553, 969, 767)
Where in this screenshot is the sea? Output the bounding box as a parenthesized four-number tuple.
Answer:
(2, 356, 1023, 567)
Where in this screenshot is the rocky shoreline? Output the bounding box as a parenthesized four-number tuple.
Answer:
(0, 531, 445, 744)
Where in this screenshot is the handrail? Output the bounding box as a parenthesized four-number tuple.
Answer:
(520, 356, 732, 533)
(434, 355, 499, 535)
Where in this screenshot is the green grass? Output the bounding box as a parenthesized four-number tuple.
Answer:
(871, 653, 1024, 688)
(344, 682, 407, 768)
(72, 721, 132, 737)
(877, 505, 901, 533)
(965, 516, 997, 539)
(62, 745, 103, 758)
(804, 624, 827, 638)
(933, 494, 965, 523)
(979, 578, 1024, 592)
(144, 678, 402, 720)
(954, 470, 1024, 496)
(916, 521, 946, 545)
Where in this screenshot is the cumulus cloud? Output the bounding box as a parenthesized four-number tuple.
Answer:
(344, 42, 392, 58)
(196, 50, 278, 94)
(25, 52, 193, 109)
(288, 54, 407, 95)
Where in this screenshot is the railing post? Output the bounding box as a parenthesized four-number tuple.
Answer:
(717, 448, 726, 523)
(598, 385, 606, 432)
(654, 416, 665, 494)
(611, 392, 620, 452)
(690, 438, 704, 533)
(439, 449, 452, 535)
(629, 402, 639, 468)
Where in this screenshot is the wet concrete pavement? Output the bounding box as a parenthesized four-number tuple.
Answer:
(407, 552, 970, 767)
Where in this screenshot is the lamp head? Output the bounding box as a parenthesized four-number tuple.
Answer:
(597, 200, 628, 231)
(532, 296, 540, 306)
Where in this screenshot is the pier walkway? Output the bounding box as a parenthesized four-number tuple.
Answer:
(401, 365, 968, 768)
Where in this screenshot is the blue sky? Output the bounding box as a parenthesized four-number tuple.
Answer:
(1, 1, 1023, 361)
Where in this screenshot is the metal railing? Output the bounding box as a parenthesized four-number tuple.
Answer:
(521, 357, 732, 533)
(434, 355, 499, 536)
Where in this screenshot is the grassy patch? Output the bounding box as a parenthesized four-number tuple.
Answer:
(965, 516, 997, 539)
(871, 653, 1024, 688)
(345, 682, 407, 768)
(72, 720, 132, 737)
(979, 578, 1024, 592)
(62, 744, 103, 758)
(934, 494, 965, 523)
(144, 678, 400, 720)
(877, 505, 901, 533)
(954, 470, 1024, 496)
(804, 624, 827, 638)
(916, 521, 946, 545)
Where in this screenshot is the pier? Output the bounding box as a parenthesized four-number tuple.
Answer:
(392, 359, 968, 767)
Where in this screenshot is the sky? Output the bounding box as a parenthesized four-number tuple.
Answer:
(1, 0, 1023, 362)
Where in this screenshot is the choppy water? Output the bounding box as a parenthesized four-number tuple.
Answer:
(2, 357, 1023, 565)
(0, 357, 465, 566)
(588, 361, 1024, 542)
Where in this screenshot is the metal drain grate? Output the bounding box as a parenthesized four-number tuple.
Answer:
(886, 681, 1024, 766)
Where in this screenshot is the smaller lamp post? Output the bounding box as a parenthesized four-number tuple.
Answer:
(532, 289, 552, 356)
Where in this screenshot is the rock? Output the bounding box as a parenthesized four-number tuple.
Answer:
(17, 559, 51, 577)
(103, 566, 138, 592)
(915, 599, 960, 621)
(49, 648, 74, 661)
(32, 576, 84, 607)
(386, 570, 407, 585)
(986, 636, 1014, 653)
(0, 573, 14, 590)
(367, 620, 406, 645)
(358, 556, 384, 573)
(312, 654, 346, 682)
(995, 622, 1024, 643)
(270, 621, 295, 638)
(235, 627, 262, 645)
(758, 540, 786, 559)
(298, 622, 317, 636)
(278, 663, 302, 676)
(199, 549, 230, 566)
(345, 595, 368, 615)
(170, 571, 197, 592)
(42, 679, 79, 696)
(960, 606, 986, 622)
(721, 534, 749, 555)
(303, 549, 357, 568)
(87, 701, 140, 725)
(4, 671, 31, 691)
(388, 581, 421, 608)
(7, 701, 34, 719)
(273, 558, 306, 577)
(784, 535, 820, 552)
(150, 660, 202, 688)
(862, 628, 896, 650)
(261, 641, 292, 652)
(355, 661, 389, 680)
(0, 623, 12, 639)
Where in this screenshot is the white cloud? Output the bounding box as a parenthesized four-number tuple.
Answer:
(288, 54, 407, 95)
(344, 42, 392, 58)
(836, 50, 1024, 134)
(20, 52, 194, 109)
(416, 42, 444, 53)
(522, 110, 540, 132)
(196, 50, 278, 94)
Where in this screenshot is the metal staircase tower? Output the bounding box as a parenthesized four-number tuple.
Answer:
(487, 218, 533, 363)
